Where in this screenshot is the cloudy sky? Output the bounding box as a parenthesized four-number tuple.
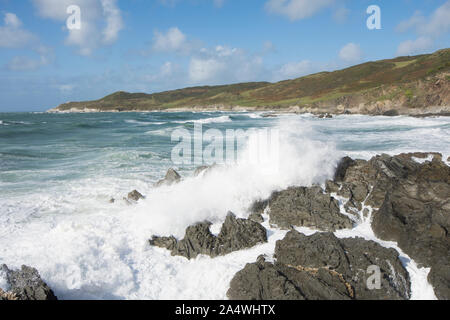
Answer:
(0, 0, 449, 111)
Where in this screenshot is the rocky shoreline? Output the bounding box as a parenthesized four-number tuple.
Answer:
(45, 106, 450, 118)
(2, 152, 448, 300)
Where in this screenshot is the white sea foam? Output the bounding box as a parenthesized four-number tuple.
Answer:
(174, 115, 232, 124)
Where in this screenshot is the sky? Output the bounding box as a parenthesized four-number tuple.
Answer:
(0, 0, 449, 111)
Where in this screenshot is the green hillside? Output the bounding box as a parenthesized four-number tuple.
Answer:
(52, 48, 450, 113)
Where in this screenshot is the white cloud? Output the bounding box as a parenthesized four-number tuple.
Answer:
(101, 0, 124, 44)
(265, 0, 334, 21)
(339, 43, 363, 63)
(396, 37, 434, 56)
(4, 13, 22, 28)
(6, 45, 54, 71)
(31, 0, 123, 55)
(395, 1, 450, 55)
(189, 58, 226, 83)
(274, 60, 314, 80)
(0, 13, 36, 48)
(153, 27, 187, 53)
(397, 1, 450, 37)
(188, 45, 265, 84)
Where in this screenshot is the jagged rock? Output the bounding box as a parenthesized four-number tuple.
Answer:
(150, 212, 267, 259)
(227, 231, 411, 300)
(249, 212, 264, 223)
(194, 166, 210, 176)
(370, 156, 450, 299)
(193, 164, 220, 177)
(334, 156, 356, 182)
(247, 199, 268, 223)
(155, 168, 181, 187)
(1, 265, 57, 301)
(330, 153, 450, 299)
(227, 257, 305, 300)
(109, 198, 115, 203)
(325, 180, 340, 194)
(127, 190, 145, 201)
(268, 186, 353, 231)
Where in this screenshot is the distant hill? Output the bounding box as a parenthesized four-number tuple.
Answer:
(50, 48, 450, 115)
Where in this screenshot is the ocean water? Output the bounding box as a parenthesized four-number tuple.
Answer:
(0, 111, 449, 300)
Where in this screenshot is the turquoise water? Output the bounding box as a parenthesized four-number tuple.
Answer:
(0, 111, 449, 299)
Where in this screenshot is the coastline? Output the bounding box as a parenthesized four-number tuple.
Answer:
(46, 104, 450, 117)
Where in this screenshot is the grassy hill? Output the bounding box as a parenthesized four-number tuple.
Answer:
(51, 48, 450, 115)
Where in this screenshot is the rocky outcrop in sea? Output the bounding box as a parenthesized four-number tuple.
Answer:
(227, 152, 449, 300)
(1, 265, 57, 300)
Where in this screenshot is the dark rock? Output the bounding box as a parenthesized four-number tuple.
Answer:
(370, 155, 450, 299)
(227, 231, 410, 300)
(1, 265, 57, 300)
(150, 212, 267, 259)
(334, 156, 356, 182)
(155, 168, 181, 187)
(227, 257, 305, 300)
(325, 180, 340, 194)
(109, 198, 115, 203)
(248, 199, 268, 223)
(329, 152, 449, 299)
(127, 190, 145, 201)
(249, 212, 264, 223)
(383, 110, 399, 116)
(268, 186, 353, 231)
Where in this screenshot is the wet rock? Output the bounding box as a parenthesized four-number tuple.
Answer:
(383, 110, 399, 116)
(334, 156, 356, 182)
(194, 166, 210, 177)
(194, 164, 219, 177)
(268, 186, 353, 231)
(329, 153, 449, 299)
(228, 231, 410, 300)
(127, 190, 145, 201)
(371, 156, 450, 299)
(155, 168, 181, 187)
(249, 212, 264, 223)
(150, 212, 267, 259)
(1, 265, 57, 301)
(227, 257, 305, 300)
(325, 180, 340, 194)
(249, 199, 268, 215)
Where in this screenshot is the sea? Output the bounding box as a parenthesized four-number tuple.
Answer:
(0, 111, 449, 299)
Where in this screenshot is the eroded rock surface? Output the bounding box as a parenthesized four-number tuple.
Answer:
(149, 212, 267, 259)
(329, 152, 449, 299)
(227, 231, 411, 300)
(254, 186, 353, 231)
(1, 265, 57, 301)
(155, 168, 181, 187)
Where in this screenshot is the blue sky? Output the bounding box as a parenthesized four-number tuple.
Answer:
(0, 0, 449, 111)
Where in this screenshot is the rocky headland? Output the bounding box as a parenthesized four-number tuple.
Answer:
(48, 49, 450, 117)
